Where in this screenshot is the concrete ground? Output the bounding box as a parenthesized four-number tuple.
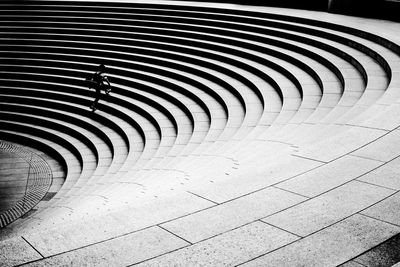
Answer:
(1, 1, 400, 266)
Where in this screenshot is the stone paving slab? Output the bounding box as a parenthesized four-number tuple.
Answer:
(352, 129, 400, 162)
(276, 155, 383, 197)
(295, 126, 387, 162)
(361, 192, 400, 226)
(241, 214, 400, 267)
(161, 187, 306, 243)
(22, 191, 214, 256)
(357, 157, 400, 190)
(339, 261, 366, 267)
(350, 103, 400, 131)
(137, 221, 298, 267)
(0, 236, 42, 267)
(348, 233, 400, 267)
(23, 226, 188, 267)
(263, 181, 395, 236)
(189, 154, 322, 203)
(23, 214, 133, 258)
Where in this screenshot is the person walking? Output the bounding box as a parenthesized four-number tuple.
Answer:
(87, 64, 111, 111)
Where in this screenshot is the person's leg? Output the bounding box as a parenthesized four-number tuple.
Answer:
(91, 88, 101, 110)
(102, 83, 111, 95)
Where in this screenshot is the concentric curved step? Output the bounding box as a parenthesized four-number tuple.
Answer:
(1, 1, 400, 266)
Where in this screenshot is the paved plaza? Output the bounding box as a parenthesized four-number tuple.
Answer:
(1, 0, 400, 266)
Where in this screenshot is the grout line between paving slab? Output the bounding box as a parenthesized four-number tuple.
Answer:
(352, 259, 369, 266)
(157, 224, 193, 245)
(343, 235, 399, 267)
(344, 215, 400, 266)
(186, 218, 282, 244)
(259, 187, 400, 243)
(186, 190, 219, 204)
(259, 195, 311, 221)
(267, 166, 398, 221)
(343, 122, 393, 132)
(258, 219, 303, 238)
(277, 126, 400, 200)
(355, 179, 398, 191)
(355, 187, 400, 219)
(16, 224, 158, 266)
(126, 227, 193, 267)
(340, 259, 368, 267)
(27, 197, 198, 267)
(349, 153, 387, 163)
(21, 235, 45, 259)
(271, 185, 311, 199)
(291, 154, 327, 163)
(138, 215, 306, 266)
(359, 212, 400, 228)
(264, 139, 295, 147)
(293, 124, 399, 167)
(352, 150, 400, 186)
(234, 229, 302, 267)
(237, 212, 400, 267)
(337, 127, 399, 160)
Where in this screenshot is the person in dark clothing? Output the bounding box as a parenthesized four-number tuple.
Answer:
(86, 64, 111, 111)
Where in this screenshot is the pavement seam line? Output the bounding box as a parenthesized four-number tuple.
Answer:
(291, 154, 328, 164)
(344, 122, 392, 132)
(186, 190, 219, 204)
(358, 212, 400, 228)
(157, 224, 193, 245)
(236, 211, 398, 266)
(21, 236, 45, 259)
(271, 185, 311, 199)
(355, 179, 398, 191)
(348, 153, 387, 163)
(258, 219, 303, 238)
